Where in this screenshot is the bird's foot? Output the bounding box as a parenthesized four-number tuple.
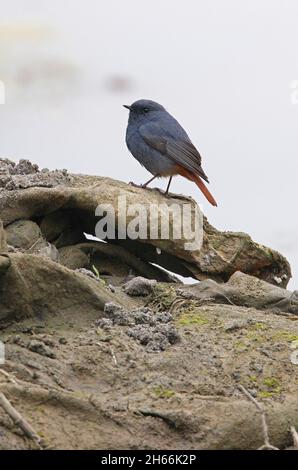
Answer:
(128, 182, 167, 195)
(129, 181, 154, 190)
(128, 181, 143, 188)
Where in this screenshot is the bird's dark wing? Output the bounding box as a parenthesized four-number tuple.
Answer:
(139, 122, 209, 183)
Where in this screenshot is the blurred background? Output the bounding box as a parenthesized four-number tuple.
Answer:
(0, 0, 297, 287)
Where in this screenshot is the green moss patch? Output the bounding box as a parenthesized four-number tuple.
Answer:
(152, 386, 176, 399)
(176, 312, 209, 327)
(251, 322, 268, 331)
(272, 331, 298, 342)
(258, 376, 281, 398)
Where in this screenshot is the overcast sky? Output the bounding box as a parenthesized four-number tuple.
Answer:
(0, 0, 297, 287)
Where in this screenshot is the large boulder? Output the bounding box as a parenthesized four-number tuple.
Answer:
(0, 253, 132, 322)
(0, 159, 291, 287)
(180, 271, 298, 315)
(5, 219, 41, 250)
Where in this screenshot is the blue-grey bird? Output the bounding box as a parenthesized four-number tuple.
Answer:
(123, 99, 217, 206)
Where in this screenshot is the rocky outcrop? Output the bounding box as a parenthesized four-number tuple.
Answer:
(0, 159, 297, 450)
(180, 271, 298, 315)
(0, 253, 136, 323)
(0, 158, 291, 287)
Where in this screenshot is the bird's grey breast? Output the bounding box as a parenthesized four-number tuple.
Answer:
(126, 118, 174, 176)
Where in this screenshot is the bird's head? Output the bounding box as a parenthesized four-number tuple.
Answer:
(123, 99, 165, 123)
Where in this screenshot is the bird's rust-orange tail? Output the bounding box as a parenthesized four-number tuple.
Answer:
(191, 174, 218, 207)
(176, 165, 218, 207)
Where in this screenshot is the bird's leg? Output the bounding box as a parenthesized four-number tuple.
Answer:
(141, 174, 159, 188)
(164, 176, 173, 195)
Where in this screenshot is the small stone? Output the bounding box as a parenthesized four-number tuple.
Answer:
(96, 318, 113, 330)
(76, 268, 99, 280)
(155, 311, 173, 323)
(103, 303, 133, 326)
(122, 276, 157, 296)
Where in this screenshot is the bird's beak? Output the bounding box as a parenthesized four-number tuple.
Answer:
(123, 104, 132, 110)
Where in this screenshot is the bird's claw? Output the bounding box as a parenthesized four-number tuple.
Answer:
(129, 181, 151, 190)
(128, 181, 142, 188)
(128, 182, 167, 195)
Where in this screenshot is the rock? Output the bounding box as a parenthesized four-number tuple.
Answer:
(11, 159, 39, 175)
(0, 158, 297, 450)
(27, 339, 56, 358)
(123, 276, 157, 296)
(0, 158, 72, 191)
(5, 219, 41, 250)
(102, 302, 134, 326)
(33, 241, 60, 262)
(58, 245, 89, 270)
(99, 302, 179, 352)
(40, 210, 73, 242)
(75, 268, 100, 281)
(0, 253, 132, 322)
(0, 158, 15, 188)
(181, 271, 298, 315)
(127, 324, 180, 352)
(22, 236, 60, 262)
(0, 160, 291, 286)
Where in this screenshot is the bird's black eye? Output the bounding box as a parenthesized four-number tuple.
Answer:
(143, 107, 149, 113)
